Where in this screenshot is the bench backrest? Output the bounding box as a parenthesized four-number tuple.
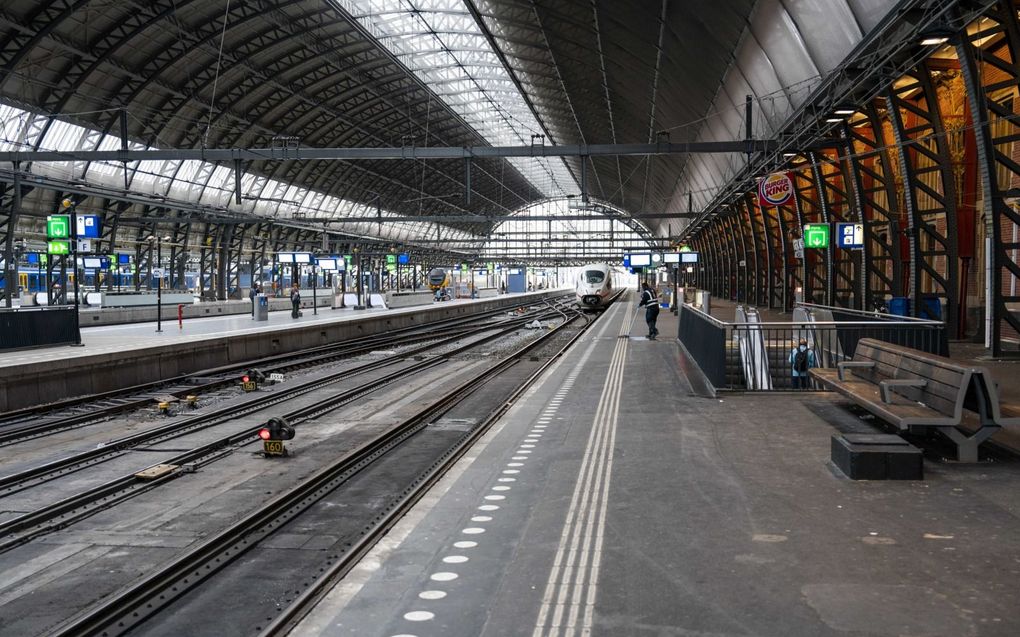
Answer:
(848, 338, 981, 418)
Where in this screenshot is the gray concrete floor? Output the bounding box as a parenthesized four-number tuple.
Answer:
(293, 293, 1020, 637)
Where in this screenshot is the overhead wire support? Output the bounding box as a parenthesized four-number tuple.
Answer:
(0, 140, 778, 164)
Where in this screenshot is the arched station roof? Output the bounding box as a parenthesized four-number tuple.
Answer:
(0, 0, 978, 256)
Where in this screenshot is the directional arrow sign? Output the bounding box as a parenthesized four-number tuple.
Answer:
(47, 240, 70, 255)
(47, 215, 70, 239)
(803, 223, 830, 248)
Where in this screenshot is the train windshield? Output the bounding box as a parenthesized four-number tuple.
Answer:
(583, 271, 606, 284)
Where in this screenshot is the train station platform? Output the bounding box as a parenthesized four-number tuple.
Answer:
(0, 290, 563, 412)
(294, 294, 1020, 637)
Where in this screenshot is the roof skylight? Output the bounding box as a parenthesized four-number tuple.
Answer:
(335, 0, 577, 198)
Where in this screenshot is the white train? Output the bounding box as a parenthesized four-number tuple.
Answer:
(575, 263, 614, 310)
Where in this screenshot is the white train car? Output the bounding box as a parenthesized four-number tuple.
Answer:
(575, 263, 613, 310)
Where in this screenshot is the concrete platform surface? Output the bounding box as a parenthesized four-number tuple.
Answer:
(294, 293, 1020, 637)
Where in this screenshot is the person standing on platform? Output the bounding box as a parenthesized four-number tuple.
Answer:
(639, 281, 660, 340)
(789, 338, 816, 389)
(249, 282, 261, 317)
(290, 282, 301, 319)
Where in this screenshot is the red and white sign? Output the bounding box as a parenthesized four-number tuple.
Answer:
(758, 172, 793, 207)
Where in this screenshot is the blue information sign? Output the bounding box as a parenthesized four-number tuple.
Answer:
(398, 253, 409, 265)
(836, 222, 864, 249)
(76, 214, 101, 238)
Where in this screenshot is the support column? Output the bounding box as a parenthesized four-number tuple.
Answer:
(886, 64, 960, 332)
(958, 2, 1020, 354)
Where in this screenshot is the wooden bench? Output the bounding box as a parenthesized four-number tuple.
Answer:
(809, 338, 1012, 462)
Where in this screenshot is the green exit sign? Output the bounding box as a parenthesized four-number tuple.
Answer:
(385, 254, 396, 265)
(47, 240, 70, 255)
(47, 215, 70, 239)
(803, 223, 830, 248)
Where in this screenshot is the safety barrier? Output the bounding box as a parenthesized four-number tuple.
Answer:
(677, 302, 727, 388)
(678, 302, 946, 391)
(0, 306, 79, 351)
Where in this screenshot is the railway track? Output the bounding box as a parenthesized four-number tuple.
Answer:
(0, 296, 567, 446)
(0, 298, 578, 551)
(43, 300, 600, 637)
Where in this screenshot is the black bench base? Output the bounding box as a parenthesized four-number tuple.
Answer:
(831, 434, 923, 480)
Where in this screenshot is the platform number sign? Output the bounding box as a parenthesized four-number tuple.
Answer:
(47, 215, 70, 239)
(836, 222, 864, 249)
(803, 223, 830, 249)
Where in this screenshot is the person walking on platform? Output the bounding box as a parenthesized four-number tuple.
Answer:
(789, 338, 816, 389)
(289, 282, 301, 319)
(639, 281, 660, 340)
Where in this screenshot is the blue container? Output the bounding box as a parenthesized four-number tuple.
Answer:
(920, 296, 942, 321)
(888, 297, 910, 317)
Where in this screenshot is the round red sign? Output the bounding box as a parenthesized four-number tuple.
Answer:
(758, 172, 793, 206)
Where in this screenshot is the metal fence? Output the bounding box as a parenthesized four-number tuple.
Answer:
(0, 306, 80, 351)
(678, 302, 946, 391)
(677, 302, 727, 387)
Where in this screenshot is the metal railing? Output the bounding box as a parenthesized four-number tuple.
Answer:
(678, 302, 946, 391)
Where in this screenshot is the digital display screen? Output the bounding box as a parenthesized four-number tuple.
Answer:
(681, 252, 700, 263)
(663, 253, 681, 264)
(629, 253, 651, 267)
(276, 253, 295, 263)
(82, 257, 102, 269)
(118, 254, 131, 264)
(293, 253, 312, 264)
(509, 268, 522, 275)
(317, 258, 338, 271)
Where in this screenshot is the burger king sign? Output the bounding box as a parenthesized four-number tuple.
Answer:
(758, 172, 793, 207)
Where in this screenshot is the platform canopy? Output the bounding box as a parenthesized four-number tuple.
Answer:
(0, 0, 952, 259)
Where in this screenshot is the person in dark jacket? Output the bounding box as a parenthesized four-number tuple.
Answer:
(290, 282, 301, 318)
(639, 282, 660, 339)
(249, 282, 261, 317)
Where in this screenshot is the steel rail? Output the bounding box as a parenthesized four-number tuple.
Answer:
(263, 309, 599, 636)
(0, 298, 552, 427)
(0, 299, 569, 496)
(0, 302, 576, 548)
(44, 299, 597, 637)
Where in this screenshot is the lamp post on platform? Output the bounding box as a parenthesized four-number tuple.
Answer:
(147, 234, 171, 333)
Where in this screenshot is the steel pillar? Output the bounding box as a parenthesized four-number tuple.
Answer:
(886, 64, 960, 333)
(958, 1, 1020, 355)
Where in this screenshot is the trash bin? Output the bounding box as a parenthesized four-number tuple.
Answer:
(254, 294, 269, 321)
(888, 297, 910, 317)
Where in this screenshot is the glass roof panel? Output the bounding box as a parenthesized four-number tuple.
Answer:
(335, 0, 577, 198)
(0, 101, 475, 249)
(478, 198, 651, 263)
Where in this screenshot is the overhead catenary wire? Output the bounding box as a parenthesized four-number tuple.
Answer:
(201, 0, 233, 151)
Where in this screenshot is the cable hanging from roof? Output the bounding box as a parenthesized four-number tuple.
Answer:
(203, 0, 233, 150)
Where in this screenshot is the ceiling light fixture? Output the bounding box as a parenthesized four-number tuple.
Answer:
(919, 25, 954, 46)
